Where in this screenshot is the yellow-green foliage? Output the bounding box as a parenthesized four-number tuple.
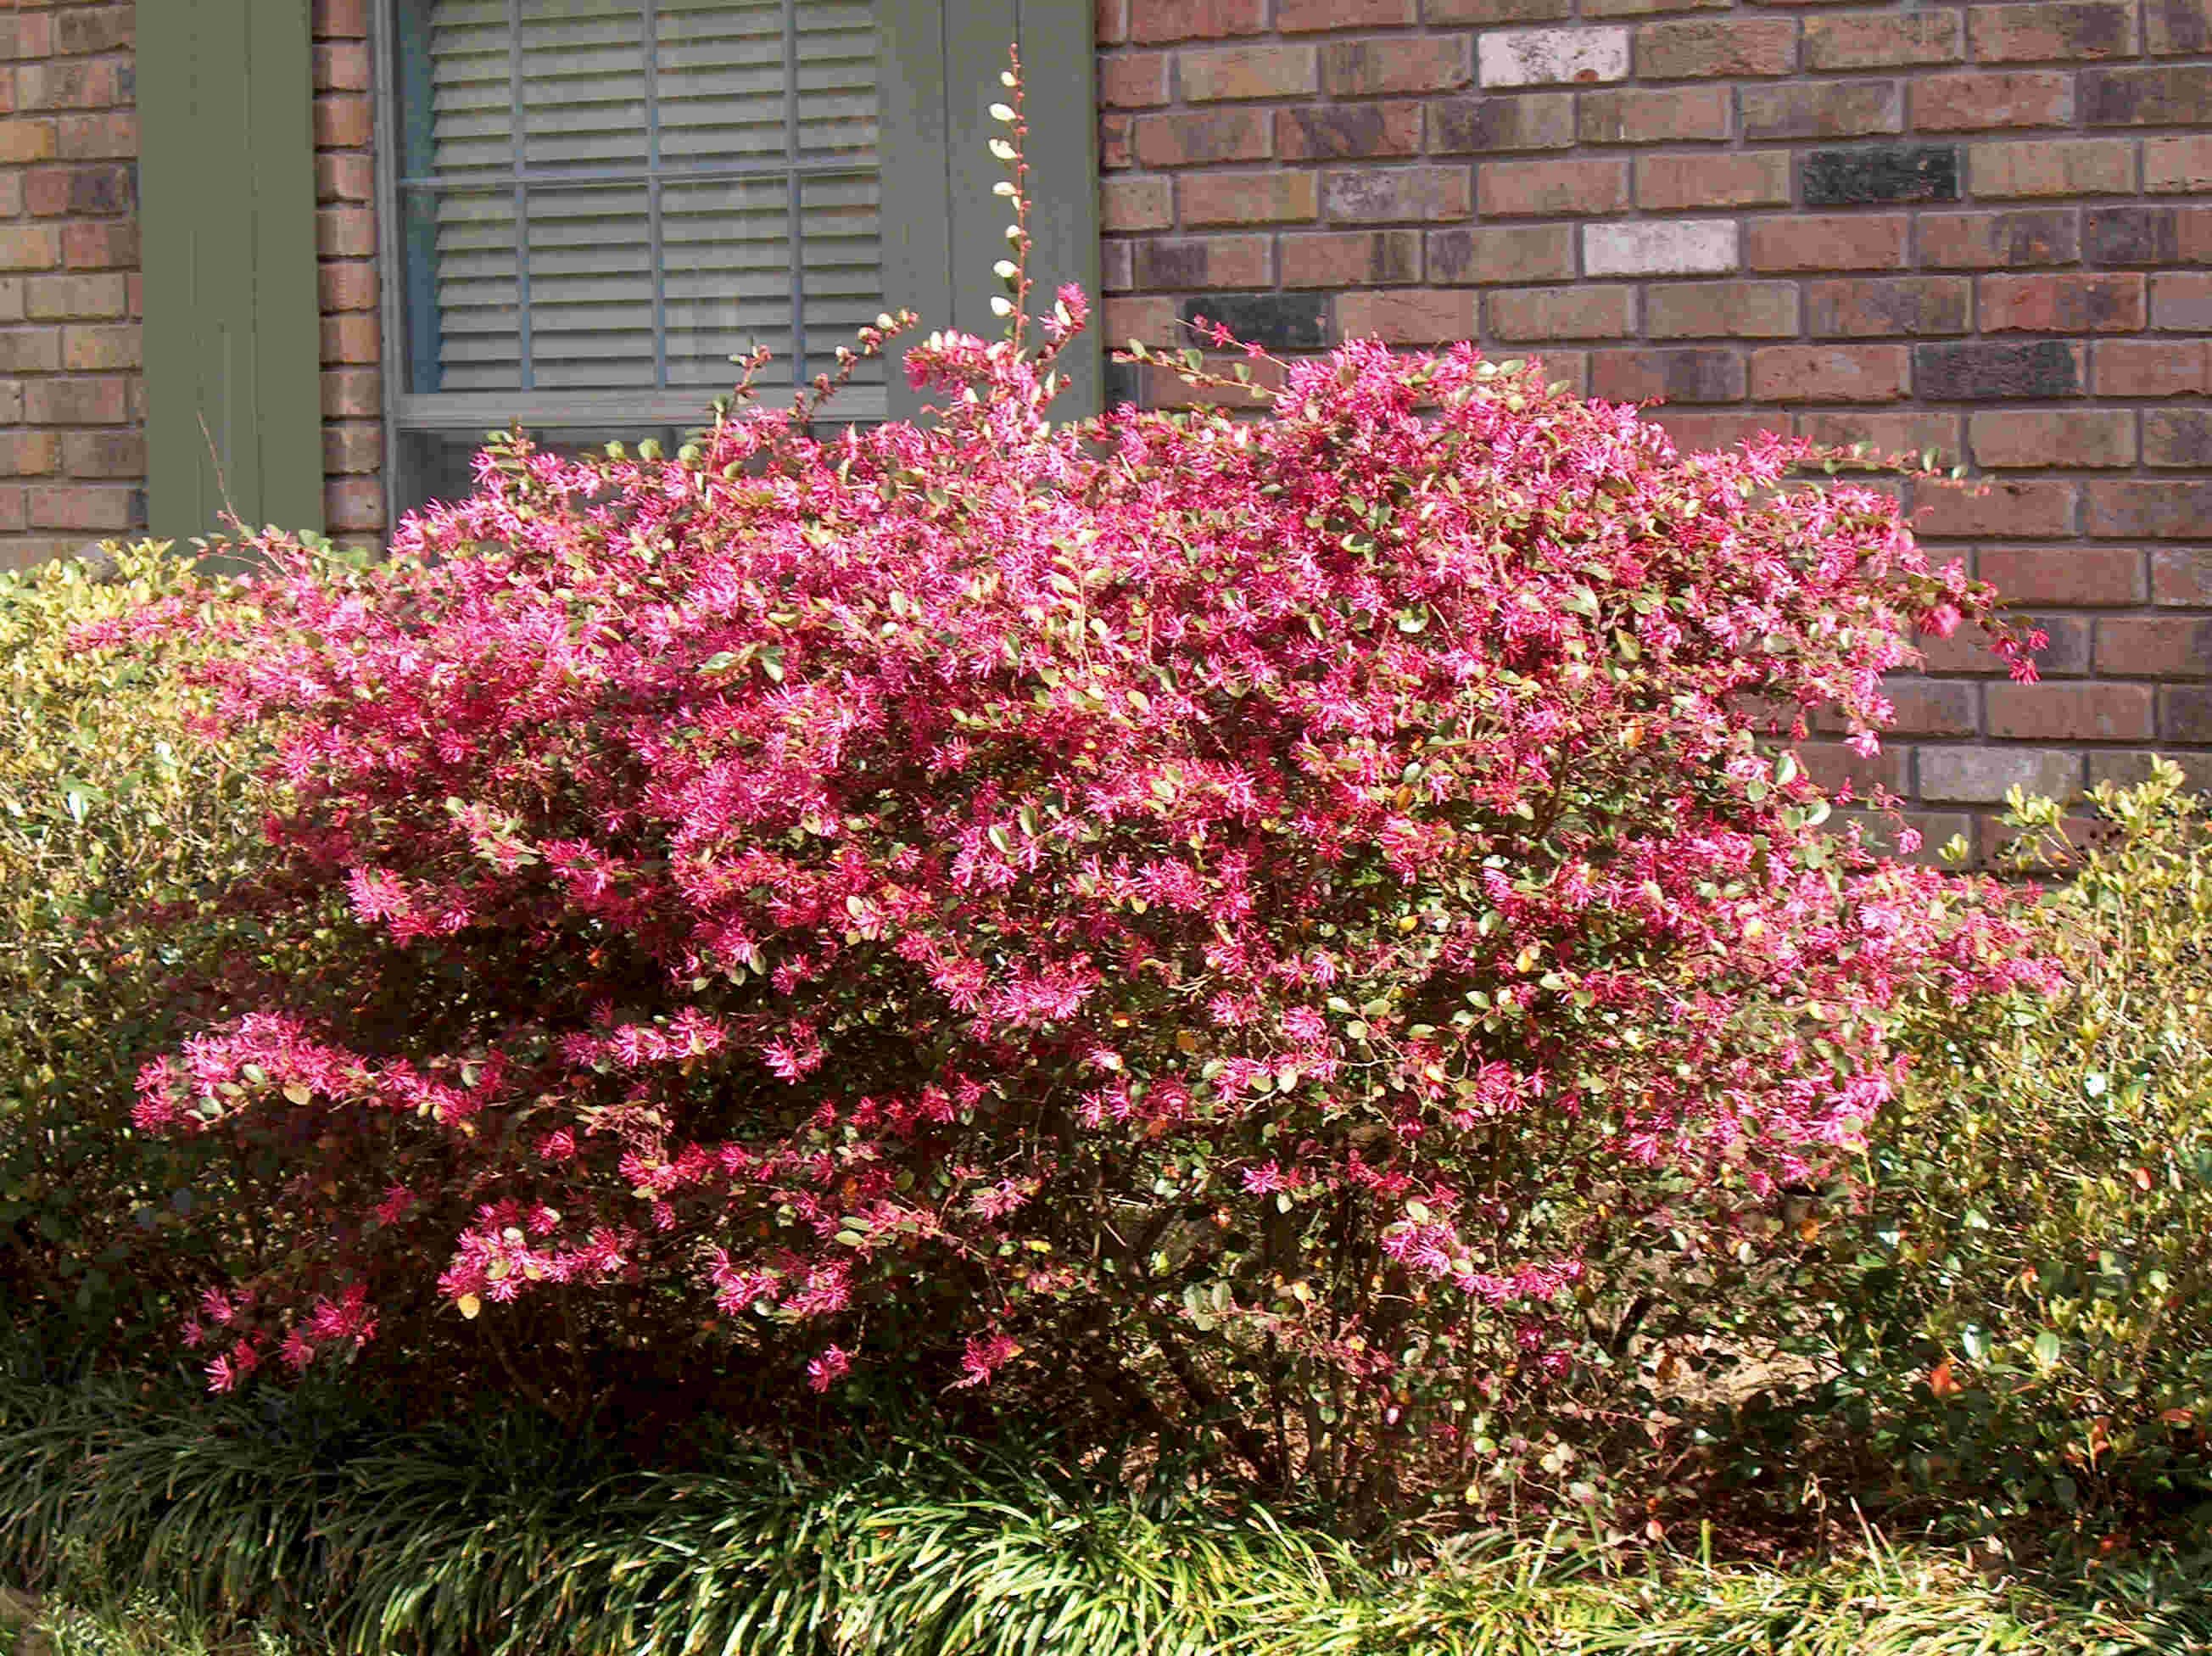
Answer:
(0, 543, 276, 1338)
(1837, 760, 2212, 1511)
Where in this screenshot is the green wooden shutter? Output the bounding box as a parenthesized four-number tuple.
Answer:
(878, 0, 1100, 422)
(141, 1, 326, 539)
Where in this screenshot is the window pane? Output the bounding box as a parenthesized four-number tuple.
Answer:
(526, 184, 656, 389)
(521, 0, 650, 170)
(796, 1, 877, 158)
(802, 171, 883, 388)
(407, 187, 522, 394)
(664, 176, 794, 389)
(428, 0, 513, 176)
(656, 0, 790, 163)
(395, 0, 882, 409)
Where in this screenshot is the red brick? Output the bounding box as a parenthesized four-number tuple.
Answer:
(1796, 739, 1910, 798)
(1425, 223, 1575, 283)
(1177, 44, 1313, 101)
(1646, 410, 1784, 450)
(2145, 136, 2212, 194)
(321, 367, 383, 421)
(1101, 176, 1171, 232)
(1914, 477, 2076, 538)
(1487, 284, 1636, 340)
(319, 313, 379, 366)
(1103, 294, 1176, 344)
(1177, 171, 1320, 227)
(1980, 272, 2145, 333)
(313, 40, 371, 93)
(1910, 70, 2072, 130)
(1098, 0, 1129, 45)
(313, 149, 376, 206)
(1323, 166, 1472, 222)
(25, 377, 127, 426)
(1321, 36, 1472, 95)
(1635, 152, 1792, 209)
(0, 329, 59, 375)
(0, 121, 58, 164)
(1337, 288, 1477, 344)
(1577, 87, 1730, 144)
(1805, 277, 1970, 337)
(17, 61, 123, 112)
(0, 227, 61, 271)
(1591, 347, 1747, 404)
(1807, 9, 1964, 67)
(1099, 238, 1133, 290)
(321, 422, 382, 479)
(1425, 95, 1576, 154)
(25, 272, 123, 319)
(1131, 235, 1272, 290)
(62, 429, 142, 479)
(60, 323, 137, 372)
(61, 221, 134, 270)
(1101, 53, 1170, 108)
(1968, 0, 2138, 59)
(1796, 411, 1964, 466)
(1969, 409, 2135, 468)
(1130, 0, 1265, 42)
(2088, 481, 2212, 540)
(1750, 344, 1908, 402)
(1916, 208, 2077, 266)
(1477, 158, 1628, 216)
(1137, 354, 1283, 410)
(2145, 409, 2212, 468)
(1740, 81, 1902, 139)
(0, 15, 53, 60)
(1636, 17, 1798, 76)
(314, 0, 372, 38)
(52, 111, 134, 161)
(311, 94, 372, 150)
(1282, 230, 1422, 287)
(1278, 0, 1419, 28)
(1969, 138, 2136, 198)
(325, 478, 386, 535)
(27, 484, 132, 532)
(1099, 113, 1131, 170)
(1133, 109, 1270, 167)
(0, 434, 59, 477)
(1746, 214, 1908, 271)
(2153, 273, 2212, 333)
(1276, 103, 1422, 160)
(25, 162, 130, 217)
(1427, 0, 1572, 15)
(1978, 546, 2145, 607)
(53, 8, 132, 57)
(2095, 618, 2212, 678)
(2152, 549, 2212, 606)
(1647, 281, 1799, 338)
(2093, 338, 2208, 395)
(1988, 683, 2154, 739)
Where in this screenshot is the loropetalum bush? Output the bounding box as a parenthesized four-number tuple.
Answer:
(115, 87, 2056, 1508)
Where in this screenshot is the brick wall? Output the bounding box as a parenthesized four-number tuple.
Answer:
(316, 0, 387, 545)
(1097, 0, 2212, 842)
(0, 0, 141, 570)
(0, 0, 385, 572)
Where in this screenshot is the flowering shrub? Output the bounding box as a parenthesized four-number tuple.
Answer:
(116, 87, 2054, 1505)
(1818, 761, 2212, 1516)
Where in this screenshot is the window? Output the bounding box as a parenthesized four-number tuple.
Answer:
(373, 0, 1102, 520)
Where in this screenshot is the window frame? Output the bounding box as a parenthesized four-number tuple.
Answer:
(369, 0, 1100, 523)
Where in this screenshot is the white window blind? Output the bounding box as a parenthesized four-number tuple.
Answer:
(396, 0, 882, 404)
